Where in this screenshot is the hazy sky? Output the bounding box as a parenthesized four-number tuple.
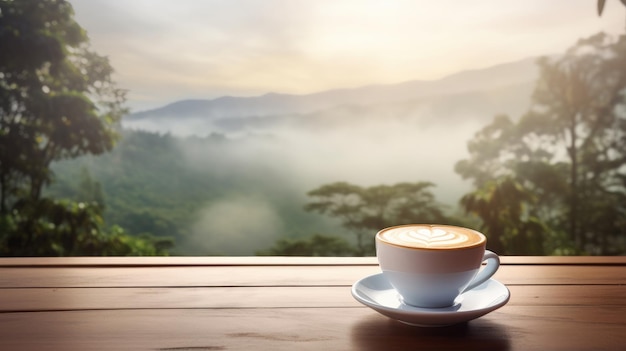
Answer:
(69, 0, 626, 111)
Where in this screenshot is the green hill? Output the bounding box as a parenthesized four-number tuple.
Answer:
(46, 129, 342, 255)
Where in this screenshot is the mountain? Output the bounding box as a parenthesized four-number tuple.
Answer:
(124, 56, 540, 135)
(213, 80, 535, 133)
(51, 56, 545, 255)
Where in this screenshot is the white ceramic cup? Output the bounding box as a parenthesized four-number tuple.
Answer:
(376, 224, 500, 308)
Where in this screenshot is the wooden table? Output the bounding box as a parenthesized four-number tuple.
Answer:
(0, 256, 624, 350)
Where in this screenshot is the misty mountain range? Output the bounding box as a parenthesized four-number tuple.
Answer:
(56, 56, 549, 255)
(124, 57, 540, 136)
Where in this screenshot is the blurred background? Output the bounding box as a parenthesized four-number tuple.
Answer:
(1, 0, 625, 256)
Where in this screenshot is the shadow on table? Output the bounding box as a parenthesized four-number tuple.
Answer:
(351, 315, 511, 351)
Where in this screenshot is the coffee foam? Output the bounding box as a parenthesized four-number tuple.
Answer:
(378, 225, 484, 249)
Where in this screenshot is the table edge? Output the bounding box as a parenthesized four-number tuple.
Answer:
(0, 256, 624, 267)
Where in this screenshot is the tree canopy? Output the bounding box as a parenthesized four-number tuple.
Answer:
(304, 181, 455, 255)
(457, 33, 626, 255)
(0, 0, 167, 256)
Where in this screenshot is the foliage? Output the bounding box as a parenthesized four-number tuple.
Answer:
(4, 1, 623, 257)
(0, 198, 171, 256)
(457, 33, 626, 255)
(0, 0, 126, 207)
(256, 233, 354, 256)
(48, 131, 191, 240)
(597, 0, 626, 16)
(47, 129, 343, 254)
(304, 181, 456, 255)
(459, 176, 549, 254)
(0, 0, 166, 256)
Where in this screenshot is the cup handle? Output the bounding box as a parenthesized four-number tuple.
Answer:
(463, 250, 500, 292)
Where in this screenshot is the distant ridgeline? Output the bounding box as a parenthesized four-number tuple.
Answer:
(48, 46, 626, 256)
(124, 57, 538, 136)
(47, 58, 540, 255)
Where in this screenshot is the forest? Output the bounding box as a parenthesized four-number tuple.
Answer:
(1, 0, 624, 256)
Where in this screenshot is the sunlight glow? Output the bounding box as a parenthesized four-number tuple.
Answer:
(69, 0, 626, 110)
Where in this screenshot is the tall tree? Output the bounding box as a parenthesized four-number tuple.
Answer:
(457, 33, 626, 255)
(523, 33, 626, 253)
(0, 0, 167, 256)
(0, 0, 125, 207)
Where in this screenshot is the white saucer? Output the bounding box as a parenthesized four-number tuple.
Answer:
(351, 273, 510, 327)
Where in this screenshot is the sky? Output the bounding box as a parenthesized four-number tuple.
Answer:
(69, 0, 626, 112)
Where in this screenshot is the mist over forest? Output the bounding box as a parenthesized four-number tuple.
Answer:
(4, 0, 625, 259)
(128, 57, 538, 210)
(49, 58, 538, 255)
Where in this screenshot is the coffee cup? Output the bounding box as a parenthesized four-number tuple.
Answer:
(376, 224, 500, 308)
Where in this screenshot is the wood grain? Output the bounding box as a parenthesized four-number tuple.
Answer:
(1, 265, 625, 288)
(0, 285, 624, 312)
(1, 256, 624, 267)
(0, 257, 624, 351)
(0, 307, 624, 351)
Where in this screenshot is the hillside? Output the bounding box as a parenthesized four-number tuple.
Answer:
(124, 57, 539, 136)
(49, 56, 544, 255)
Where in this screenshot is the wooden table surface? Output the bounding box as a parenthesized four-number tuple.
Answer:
(0, 256, 624, 350)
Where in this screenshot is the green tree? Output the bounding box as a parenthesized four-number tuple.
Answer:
(305, 181, 454, 255)
(457, 33, 626, 255)
(459, 176, 548, 255)
(0, 0, 167, 255)
(0, 198, 171, 256)
(0, 0, 125, 204)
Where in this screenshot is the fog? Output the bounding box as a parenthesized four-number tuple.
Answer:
(183, 195, 284, 255)
(124, 106, 492, 254)
(118, 60, 537, 255)
(272, 116, 480, 204)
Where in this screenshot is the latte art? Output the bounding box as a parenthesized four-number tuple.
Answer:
(378, 225, 484, 249)
(398, 228, 469, 247)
